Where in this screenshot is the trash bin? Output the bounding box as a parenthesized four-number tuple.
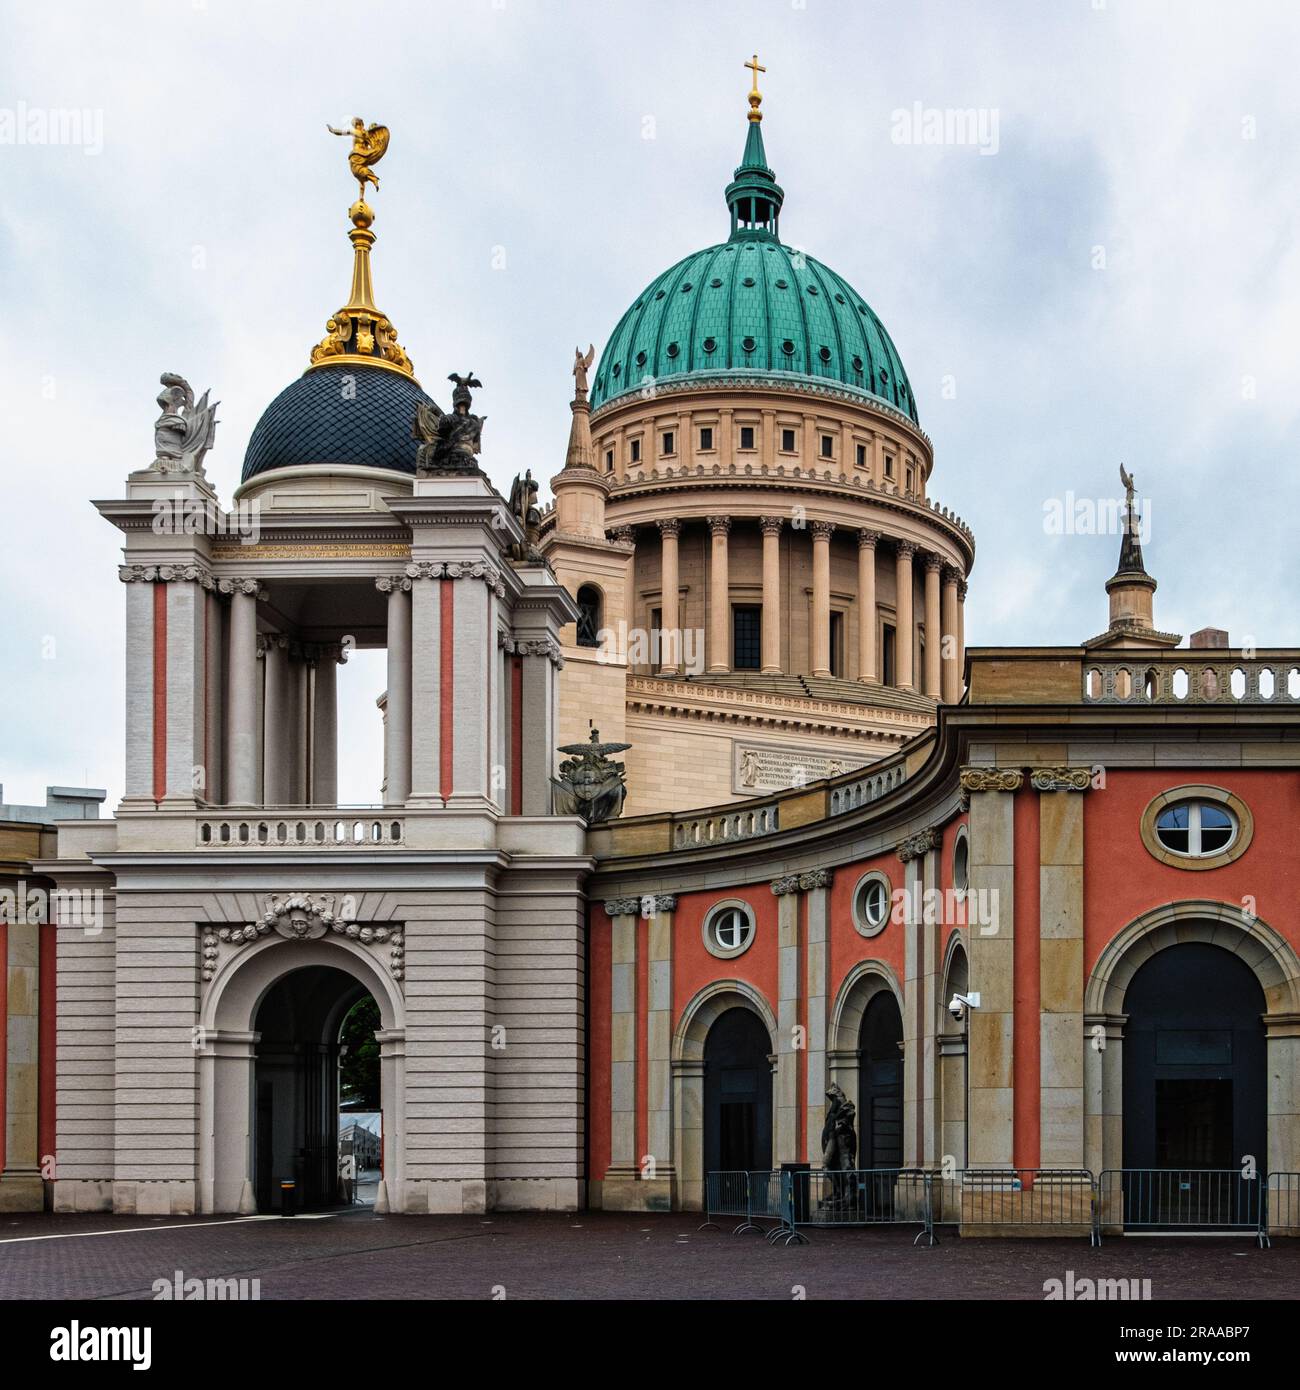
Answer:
(279, 1179, 296, 1216)
(782, 1161, 812, 1223)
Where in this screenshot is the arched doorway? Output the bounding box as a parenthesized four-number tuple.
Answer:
(703, 1008, 773, 1173)
(858, 992, 904, 1168)
(1122, 942, 1265, 1172)
(939, 938, 969, 1168)
(252, 965, 379, 1211)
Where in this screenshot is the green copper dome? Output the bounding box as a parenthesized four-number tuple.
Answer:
(590, 103, 919, 424)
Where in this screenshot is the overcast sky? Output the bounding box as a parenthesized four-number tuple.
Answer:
(2, 0, 1298, 808)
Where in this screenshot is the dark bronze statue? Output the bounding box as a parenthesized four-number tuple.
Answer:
(413, 372, 486, 475)
(508, 469, 543, 561)
(552, 728, 631, 823)
(821, 1083, 858, 1208)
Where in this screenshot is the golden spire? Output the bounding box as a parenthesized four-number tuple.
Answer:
(308, 119, 416, 379)
(745, 53, 766, 122)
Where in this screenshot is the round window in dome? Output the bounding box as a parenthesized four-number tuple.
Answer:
(851, 355, 864, 373)
(781, 339, 795, 356)
(742, 276, 756, 287)
(710, 277, 724, 288)
(654, 290, 665, 300)
(635, 350, 647, 367)
(741, 336, 757, 353)
(806, 284, 819, 295)
(681, 282, 693, 293)
(702, 336, 717, 354)
(666, 341, 680, 358)
(818, 346, 832, 363)
(834, 293, 846, 304)
(775, 279, 788, 289)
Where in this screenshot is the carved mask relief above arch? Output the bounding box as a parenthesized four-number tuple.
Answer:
(200, 892, 405, 990)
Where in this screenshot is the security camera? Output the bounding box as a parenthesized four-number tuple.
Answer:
(948, 992, 981, 1020)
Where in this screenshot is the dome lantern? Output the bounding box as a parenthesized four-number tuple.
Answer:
(725, 54, 784, 240)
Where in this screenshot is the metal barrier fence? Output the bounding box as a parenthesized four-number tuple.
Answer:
(948, 1169, 1098, 1244)
(702, 1168, 1300, 1247)
(1265, 1172, 1300, 1244)
(1096, 1169, 1266, 1246)
(797, 1168, 937, 1245)
(700, 1170, 799, 1241)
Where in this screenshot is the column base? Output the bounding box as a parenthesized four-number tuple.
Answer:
(0, 1171, 45, 1211)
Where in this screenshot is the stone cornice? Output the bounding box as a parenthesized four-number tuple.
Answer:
(1030, 765, 1092, 792)
(959, 767, 1024, 793)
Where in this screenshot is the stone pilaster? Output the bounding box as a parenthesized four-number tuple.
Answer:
(220, 578, 263, 808)
(898, 826, 940, 1165)
(603, 899, 641, 1206)
(801, 870, 832, 1164)
(645, 894, 676, 1208)
(960, 767, 1022, 1166)
(407, 570, 444, 807)
(1033, 766, 1090, 1167)
(0, 916, 43, 1209)
(771, 874, 802, 1163)
(378, 577, 412, 806)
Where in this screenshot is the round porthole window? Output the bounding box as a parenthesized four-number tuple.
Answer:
(702, 336, 717, 354)
(953, 830, 970, 896)
(703, 900, 756, 959)
(710, 277, 724, 288)
(852, 872, 892, 937)
(741, 335, 757, 353)
(781, 339, 796, 356)
(635, 350, 647, 367)
(742, 276, 756, 287)
(1140, 785, 1253, 870)
(666, 341, 680, 358)
(818, 345, 832, 363)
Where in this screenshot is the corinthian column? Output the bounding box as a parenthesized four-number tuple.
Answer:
(658, 518, 681, 676)
(923, 552, 942, 699)
(895, 541, 915, 691)
(857, 529, 879, 682)
(941, 565, 961, 704)
(707, 515, 731, 674)
(760, 516, 783, 673)
(810, 521, 833, 677)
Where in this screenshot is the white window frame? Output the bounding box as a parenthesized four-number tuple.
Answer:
(702, 899, 756, 959)
(851, 871, 892, 938)
(1155, 800, 1238, 858)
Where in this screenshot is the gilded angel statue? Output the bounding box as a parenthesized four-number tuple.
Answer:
(152, 372, 219, 475)
(327, 118, 391, 198)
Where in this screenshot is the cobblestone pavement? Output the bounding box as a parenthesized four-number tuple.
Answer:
(1, 1208, 1295, 1301)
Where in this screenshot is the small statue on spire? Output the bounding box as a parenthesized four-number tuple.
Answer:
(151, 372, 219, 475)
(572, 344, 595, 403)
(326, 118, 390, 201)
(413, 373, 486, 476)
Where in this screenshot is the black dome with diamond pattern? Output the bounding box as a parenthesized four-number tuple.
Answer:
(241, 365, 433, 482)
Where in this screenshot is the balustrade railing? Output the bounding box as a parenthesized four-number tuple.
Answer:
(1082, 655, 1300, 705)
(196, 811, 404, 848)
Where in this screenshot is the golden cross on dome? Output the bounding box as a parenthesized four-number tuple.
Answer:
(745, 54, 766, 121)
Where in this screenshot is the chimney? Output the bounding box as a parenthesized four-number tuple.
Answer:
(1189, 627, 1230, 649)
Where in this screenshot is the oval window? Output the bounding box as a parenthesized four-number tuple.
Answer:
(1155, 801, 1236, 857)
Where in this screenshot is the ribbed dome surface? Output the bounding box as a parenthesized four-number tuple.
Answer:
(590, 237, 918, 424)
(241, 365, 433, 482)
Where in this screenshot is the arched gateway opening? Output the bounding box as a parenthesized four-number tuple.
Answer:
(201, 937, 404, 1216)
(703, 1008, 773, 1173)
(252, 966, 380, 1211)
(858, 992, 904, 1168)
(1122, 942, 1266, 1172)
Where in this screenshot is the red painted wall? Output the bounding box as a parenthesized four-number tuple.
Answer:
(1083, 770, 1300, 970)
(1012, 788, 1040, 1170)
(672, 886, 780, 1023)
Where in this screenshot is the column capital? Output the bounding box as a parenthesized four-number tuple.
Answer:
(770, 874, 801, 896)
(405, 560, 505, 596)
(707, 515, 732, 536)
(301, 640, 349, 666)
(895, 539, 917, 561)
(896, 826, 941, 862)
(657, 517, 682, 539)
(119, 561, 216, 589)
(923, 551, 943, 574)
(857, 528, 880, 550)
(798, 868, 833, 891)
(607, 524, 635, 545)
(604, 897, 641, 917)
(759, 515, 784, 537)
(957, 578, 969, 601)
(1029, 765, 1092, 792)
(216, 575, 267, 599)
(651, 893, 677, 913)
(959, 766, 1023, 793)
(810, 520, 834, 541)
(375, 574, 412, 594)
